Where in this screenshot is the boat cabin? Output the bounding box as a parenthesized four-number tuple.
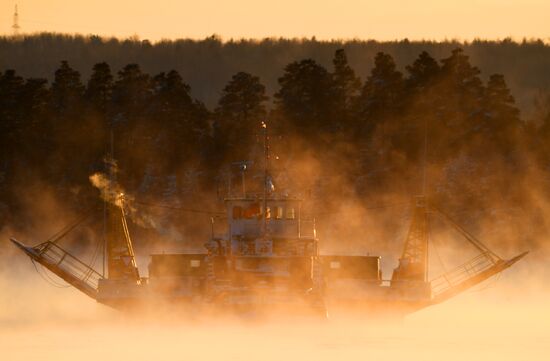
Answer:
(224, 195, 316, 258)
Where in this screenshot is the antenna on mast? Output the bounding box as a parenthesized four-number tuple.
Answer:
(12, 4, 21, 36)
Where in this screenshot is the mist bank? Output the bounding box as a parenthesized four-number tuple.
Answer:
(0, 255, 548, 361)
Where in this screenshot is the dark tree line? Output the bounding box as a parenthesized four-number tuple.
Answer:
(1, 47, 550, 246)
(1, 34, 549, 112)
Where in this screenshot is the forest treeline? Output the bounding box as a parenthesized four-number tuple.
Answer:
(1, 36, 550, 249)
(1, 34, 549, 111)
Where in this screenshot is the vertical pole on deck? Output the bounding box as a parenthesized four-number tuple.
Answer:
(262, 121, 268, 240)
(104, 128, 115, 278)
(241, 165, 246, 198)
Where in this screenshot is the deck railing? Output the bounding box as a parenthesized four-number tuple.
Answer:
(36, 241, 103, 290)
(430, 252, 496, 298)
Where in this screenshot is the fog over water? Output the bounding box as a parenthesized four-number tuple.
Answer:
(1, 149, 548, 360)
(1, 245, 548, 361)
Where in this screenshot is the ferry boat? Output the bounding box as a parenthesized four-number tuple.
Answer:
(10, 126, 527, 318)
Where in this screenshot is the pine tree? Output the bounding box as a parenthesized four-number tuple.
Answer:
(16, 78, 53, 178)
(485, 74, 520, 124)
(332, 49, 361, 131)
(355, 52, 404, 136)
(85, 62, 113, 115)
(0, 70, 24, 140)
(152, 70, 194, 129)
(50, 60, 84, 117)
(214, 72, 268, 162)
(109, 64, 153, 184)
(394, 51, 441, 162)
(112, 63, 152, 120)
(45, 61, 87, 186)
(431, 48, 486, 159)
(275, 59, 336, 135)
(438, 48, 484, 123)
(85, 62, 114, 171)
(0, 70, 25, 172)
(151, 70, 208, 171)
(482, 74, 522, 151)
(153, 70, 193, 111)
(406, 51, 440, 91)
(217, 72, 268, 123)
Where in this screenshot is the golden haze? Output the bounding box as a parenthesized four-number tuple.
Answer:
(0, 0, 548, 41)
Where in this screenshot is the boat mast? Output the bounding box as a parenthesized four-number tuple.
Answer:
(421, 115, 429, 280)
(262, 121, 268, 239)
(421, 116, 428, 197)
(102, 128, 115, 277)
(392, 116, 430, 284)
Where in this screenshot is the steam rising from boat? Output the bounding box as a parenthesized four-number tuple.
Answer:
(89, 172, 124, 208)
(89, 172, 158, 230)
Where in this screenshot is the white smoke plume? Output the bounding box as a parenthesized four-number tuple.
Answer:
(89, 172, 158, 230)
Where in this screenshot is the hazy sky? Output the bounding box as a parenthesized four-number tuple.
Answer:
(1, 0, 548, 41)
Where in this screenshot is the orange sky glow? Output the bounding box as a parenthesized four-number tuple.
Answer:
(0, 0, 548, 41)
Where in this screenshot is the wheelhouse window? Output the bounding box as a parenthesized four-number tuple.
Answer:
(286, 207, 295, 219)
(243, 203, 261, 219)
(232, 206, 242, 219)
(190, 260, 201, 268)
